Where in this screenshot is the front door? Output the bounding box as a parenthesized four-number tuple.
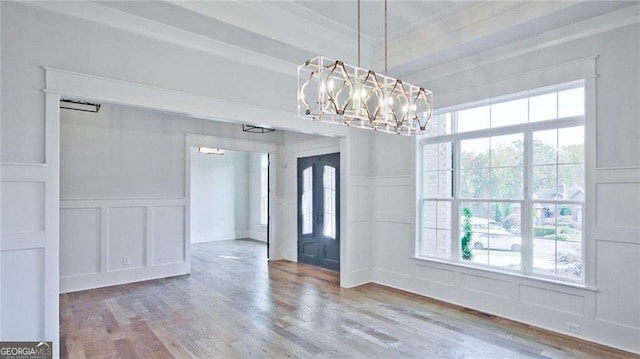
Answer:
(297, 153, 340, 271)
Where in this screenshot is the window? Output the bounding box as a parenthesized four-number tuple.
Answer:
(419, 82, 585, 282)
(323, 165, 337, 239)
(260, 154, 269, 226)
(301, 166, 313, 234)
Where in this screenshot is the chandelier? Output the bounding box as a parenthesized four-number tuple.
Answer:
(297, 0, 433, 136)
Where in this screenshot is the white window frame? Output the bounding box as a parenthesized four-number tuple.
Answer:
(416, 80, 592, 285)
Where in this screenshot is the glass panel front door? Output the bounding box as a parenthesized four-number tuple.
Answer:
(297, 153, 340, 271)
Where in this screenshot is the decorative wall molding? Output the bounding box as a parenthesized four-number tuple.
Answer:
(294, 137, 341, 158)
(45, 67, 350, 138)
(372, 175, 413, 224)
(415, 264, 455, 286)
(372, 175, 413, 187)
(59, 197, 189, 293)
(60, 262, 189, 294)
(519, 285, 586, 316)
(374, 212, 413, 224)
(61, 197, 186, 208)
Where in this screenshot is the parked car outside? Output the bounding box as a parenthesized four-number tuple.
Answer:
(473, 233, 522, 252)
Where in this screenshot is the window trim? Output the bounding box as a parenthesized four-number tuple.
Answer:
(416, 80, 591, 285)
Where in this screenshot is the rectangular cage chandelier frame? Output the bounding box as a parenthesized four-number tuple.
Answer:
(298, 56, 433, 136)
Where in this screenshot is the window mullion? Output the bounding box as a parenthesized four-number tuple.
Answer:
(451, 138, 461, 262)
(419, 83, 585, 284)
(522, 129, 534, 275)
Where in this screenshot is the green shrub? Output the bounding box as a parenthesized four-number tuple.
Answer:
(559, 226, 577, 235)
(533, 226, 556, 236)
(461, 208, 473, 260)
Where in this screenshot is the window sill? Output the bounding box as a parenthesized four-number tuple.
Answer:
(410, 256, 598, 292)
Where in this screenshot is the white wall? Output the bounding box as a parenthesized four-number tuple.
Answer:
(274, 132, 343, 261)
(0, 3, 375, 353)
(1, 2, 294, 165)
(248, 152, 268, 242)
(190, 148, 255, 243)
(57, 100, 285, 289)
(270, 130, 373, 287)
(58, 103, 281, 293)
(369, 23, 640, 354)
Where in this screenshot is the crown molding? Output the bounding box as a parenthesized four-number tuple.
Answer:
(373, 1, 575, 70)
(404, 4, 640, 86)
(22, 1, 300, 76)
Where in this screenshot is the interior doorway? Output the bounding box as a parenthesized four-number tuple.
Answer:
(189, 147, 270, 258)
(297, 152, 340, 271)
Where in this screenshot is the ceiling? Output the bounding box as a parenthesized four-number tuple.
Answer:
(29, 1, 640, 84)
(284, 1, 471, 42)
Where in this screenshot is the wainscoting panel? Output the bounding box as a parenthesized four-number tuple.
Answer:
(595, 240, 640, 329)
(370, 165, 640, 353)
(1, 161, 53, 342)
(152, 206, 186, 265)
(348, 219, 370, 274)
(0, 181, 45, 234)
(274, 198, 296, 261)
(108, 207, 146, 271)
(596, 183, 640, 241)
(0, 248, 45, 339)
(350, 177, 371, 222)
(520, 285, 585, 316)
(461, 273, 511, 299)
(59, 198, 188, 293)
(415, 264, 455, 286)
(373, 222, 412, 275)
(60, 208, 101, 277)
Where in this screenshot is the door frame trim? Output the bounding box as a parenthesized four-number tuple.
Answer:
(185, 134, 278, 259)
(42, 67, 358, 357)
(294, 139, 346, 276)
(296, 152, 341, 271)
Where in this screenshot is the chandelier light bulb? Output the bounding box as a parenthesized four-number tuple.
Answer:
(296, 0, 433, 135)
(327, 79, 334, 91)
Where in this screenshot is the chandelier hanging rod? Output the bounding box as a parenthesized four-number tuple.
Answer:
(385, 0, 388, 76)
(296, 0, 433, 136)
(358, 0, 361, 67)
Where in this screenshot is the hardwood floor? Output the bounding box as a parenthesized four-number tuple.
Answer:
(60, 239, 638, 358)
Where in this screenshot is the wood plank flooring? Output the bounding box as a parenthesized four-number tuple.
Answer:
(60, 239, 639, 358)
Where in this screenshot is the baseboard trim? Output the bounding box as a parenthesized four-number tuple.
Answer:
(191, 230, 250, 243)
(60, 262, 189, 293)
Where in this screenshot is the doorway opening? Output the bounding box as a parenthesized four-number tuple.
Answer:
(48, 68, 353, 351)
(297, 152, 340, 271)
(189, 147, 271, 259)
